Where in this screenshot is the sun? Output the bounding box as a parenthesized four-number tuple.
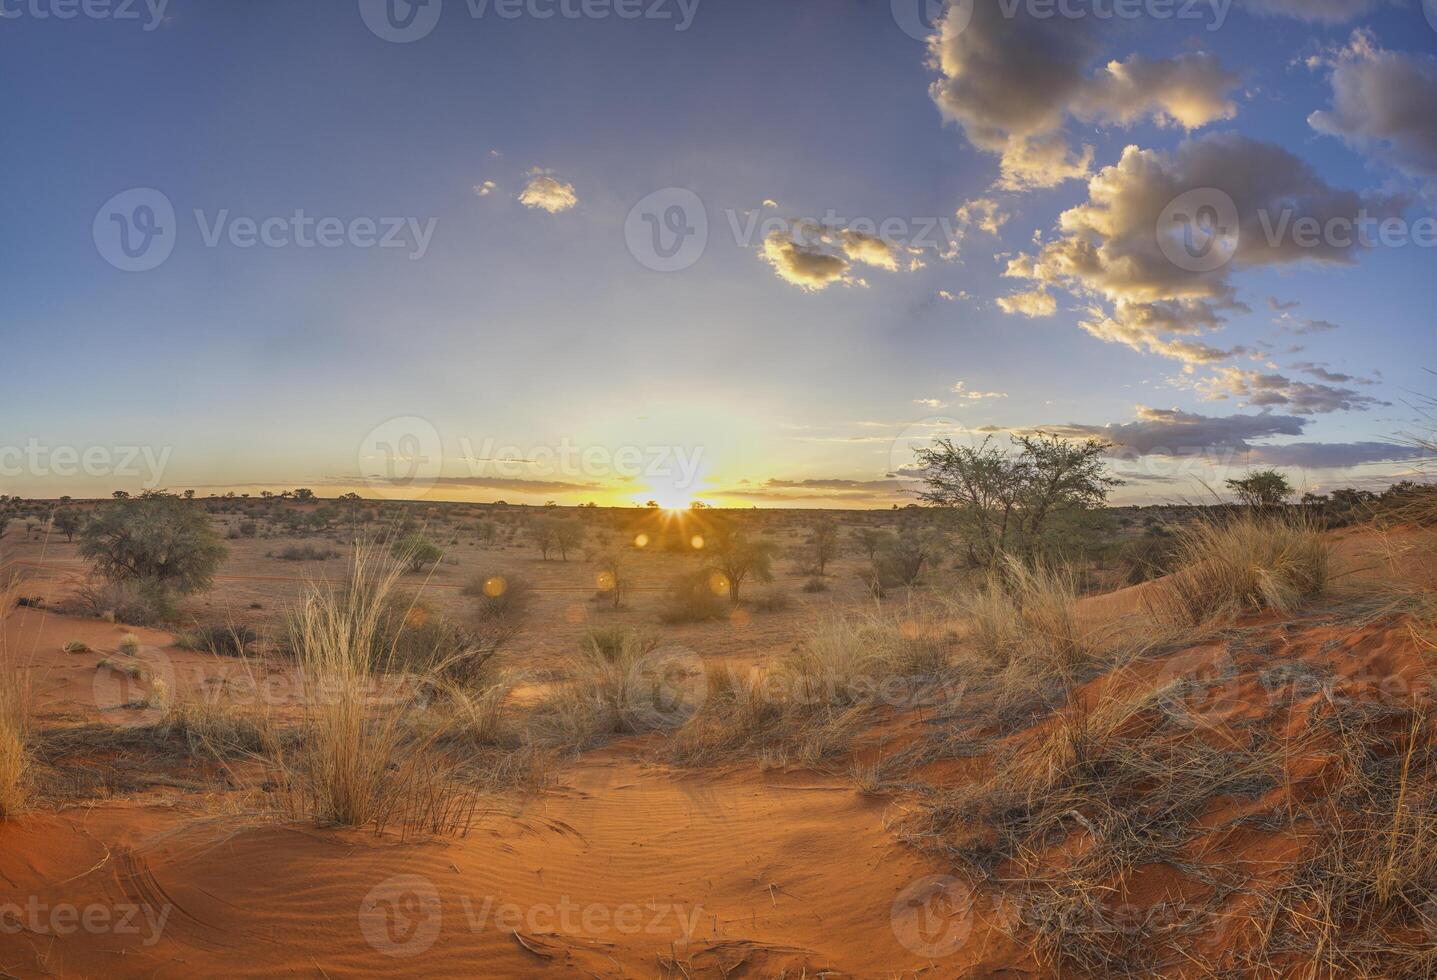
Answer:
(648, 487, 694, 510)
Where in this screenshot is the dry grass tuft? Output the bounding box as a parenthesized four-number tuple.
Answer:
(0, 575, 33, 818)
(1153, 513, 1331, 625)
(262, 550, 479, 837)
(899, 681, 1285, 973)
(661, 605, 954, 769)
(1250, 699, 1437, 978)
(530, 627, 691, 750)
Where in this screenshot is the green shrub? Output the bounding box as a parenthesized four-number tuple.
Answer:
(660, 570, 728, 624)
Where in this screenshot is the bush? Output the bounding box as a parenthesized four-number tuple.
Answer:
(580, 626, 656, 663)
(78, 491, 227, 595)
(801, 577, 827, 594)
(659, 570, 729, 624)
(62, 640, 89, 654)
(73, 579, 176, 626)
(463, 573, 533, 623)
(276, 545, 340, 562)
(176, 623, 259, 658)
(392, 534, 442, 573)
(118, 634, 141, 657)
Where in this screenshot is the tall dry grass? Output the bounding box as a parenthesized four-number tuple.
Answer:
(1153, 513, 1331, 624)
(0, 574, 32, 818)
(264, 550, 478, 836)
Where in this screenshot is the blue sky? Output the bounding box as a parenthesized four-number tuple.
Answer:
(2, 0, 1435, 506)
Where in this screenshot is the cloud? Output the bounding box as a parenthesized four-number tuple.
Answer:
(997, 287, 1057, 317)
(951, 381, 1007, 401)
(757, 222, 920, 291)
(1001, 132, 1402, 365)
(759, 229, 855, 291)
(1309, 32, 1437, 199)
(1044, 405, 1305, 456)
(1195, 366, 1389, 414)
(1268, 296, 1300, 312)
(1250, 441, 1424, 467)
(914, 398, 950, 409)
(762, 198, 779, 208)
(1292, 363, 1357, 384)
(1070, 53, 1240, 131)
(518, 172, 578, 213)
(473, 180, 497, 197)
(1274, 312, 1341, 334)
(716, 477, 910, 502)
(926, 5, 1240, 189)
(1038, 405, 1422, 470)
(955, 196, 1010, 236)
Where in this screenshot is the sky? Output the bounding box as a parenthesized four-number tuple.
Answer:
(2, 0, 1435, 507)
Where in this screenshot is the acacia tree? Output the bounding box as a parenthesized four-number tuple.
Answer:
(851, 526, 893, 562)
(78, 491, 228, 594)
(52, 509, 82, 542)
(553, 520, 585, 562)
(593, 548, 630, 610)
(709, 525, 777, 603)
(528, 518, 558, 560)
(914, 433, 1118, 565)
(808, 517, 842, 575)
(1226, 469, 1293, 510)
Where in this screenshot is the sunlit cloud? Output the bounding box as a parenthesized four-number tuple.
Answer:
(518, 170, 578, 213)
